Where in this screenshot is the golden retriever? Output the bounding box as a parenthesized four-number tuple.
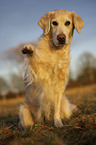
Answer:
(19, 9, 84, 129)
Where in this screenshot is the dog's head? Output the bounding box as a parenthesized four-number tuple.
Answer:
(38, 9, 84, 48)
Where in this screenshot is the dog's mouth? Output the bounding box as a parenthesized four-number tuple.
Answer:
(52, 42, 67, 50)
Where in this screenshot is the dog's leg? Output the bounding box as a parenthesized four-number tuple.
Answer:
(21, 44, 34, 55)
(18, 103, 34, 130)
(54, 95, 64, 127)
(61, 95, 77, 119)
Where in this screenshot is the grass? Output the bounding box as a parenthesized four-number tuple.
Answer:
(0, 85, 96, 145)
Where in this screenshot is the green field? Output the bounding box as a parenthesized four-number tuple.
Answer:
(0, 85, 96, 145)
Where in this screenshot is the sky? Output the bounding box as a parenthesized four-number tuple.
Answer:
(0, 0, 96, 78)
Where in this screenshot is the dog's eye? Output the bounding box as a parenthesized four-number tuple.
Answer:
(52, 21, 58, 26)
(65, 21, 70, 26)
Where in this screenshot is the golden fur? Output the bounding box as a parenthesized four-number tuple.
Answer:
(19, 9, 84, 129)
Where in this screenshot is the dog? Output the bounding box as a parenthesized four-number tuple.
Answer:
(19, 9, 84, 129)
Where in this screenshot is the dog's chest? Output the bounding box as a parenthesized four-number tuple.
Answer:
(34, 47, 71, 87)
(38, 58, 70, 85)
(53, 60, 70, 80)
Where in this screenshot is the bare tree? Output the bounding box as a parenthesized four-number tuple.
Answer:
(5, 44, 25, 63)
(77, 52, 96, 82)
(10, 73, 25, 93)
(0, 77, 10, 98)
(3, 44, 25, 93)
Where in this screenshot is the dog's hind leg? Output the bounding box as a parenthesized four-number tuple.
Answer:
(18, 103, 34, 130)
(61, 95, 77, 119)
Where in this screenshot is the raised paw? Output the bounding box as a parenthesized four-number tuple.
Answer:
(22, 44, 34, 55)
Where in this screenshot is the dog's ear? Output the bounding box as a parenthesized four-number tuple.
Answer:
(72, 11, 84, 34)
(38, 12, 53, 35)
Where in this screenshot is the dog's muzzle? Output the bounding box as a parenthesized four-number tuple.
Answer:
(57, 34, 66, 44)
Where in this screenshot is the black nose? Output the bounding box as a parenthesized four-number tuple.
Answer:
(57, 34, 66, 44)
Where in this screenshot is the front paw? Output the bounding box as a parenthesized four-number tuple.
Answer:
(54, 118, 64, 127)
(22, 44, 34, 55)
(18, 121, 24, 131)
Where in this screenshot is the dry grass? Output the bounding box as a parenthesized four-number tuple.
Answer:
(0, 85, 96, 145)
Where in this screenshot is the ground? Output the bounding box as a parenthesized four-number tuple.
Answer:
(0, 85, 96, 145)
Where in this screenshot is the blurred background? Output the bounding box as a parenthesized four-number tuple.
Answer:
(0, 0, 96, 99)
